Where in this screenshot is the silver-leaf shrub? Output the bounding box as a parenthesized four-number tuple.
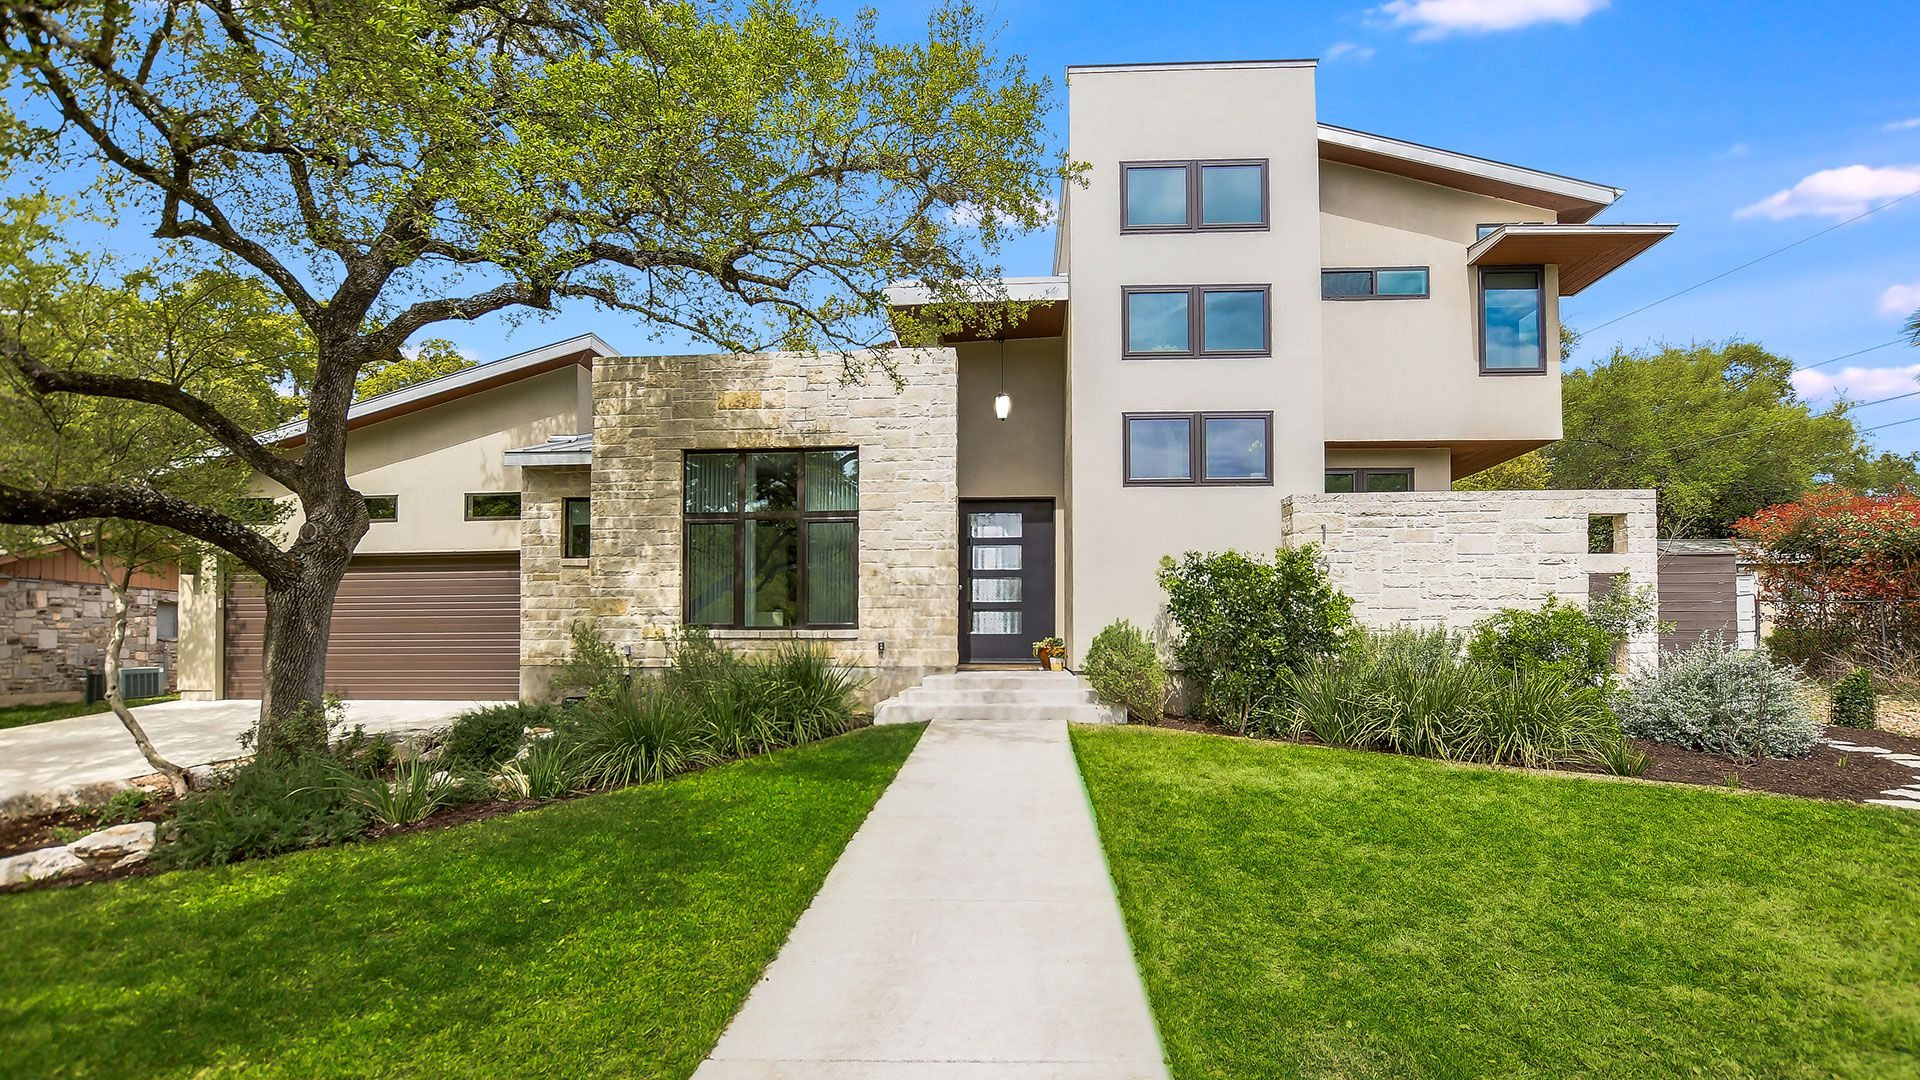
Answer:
(1617, 637, 1820, 758)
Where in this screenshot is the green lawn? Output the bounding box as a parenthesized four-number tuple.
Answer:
(1072, 726, 1920, 1080)
(0, 723, 923, 1078)
(0, 694, 178, 732)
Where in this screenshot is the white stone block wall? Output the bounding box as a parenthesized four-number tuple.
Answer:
(1281, 489, 1660, 668)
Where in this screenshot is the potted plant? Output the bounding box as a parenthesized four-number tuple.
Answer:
(1032, 636, 1066, 671)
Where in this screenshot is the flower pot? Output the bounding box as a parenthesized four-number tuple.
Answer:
(1035, 647, 1054, 671)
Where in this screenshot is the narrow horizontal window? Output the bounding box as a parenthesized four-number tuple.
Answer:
(1325, 468, 1414, 493)
(464, 492, 522, 520)
(363, 495, 398, 522)
(1121, 159, 1268, 232)
(1480, 266, 1546, 373)
(563, 497, 591, 558)
(1123, 285, 1270, 358)
(1321, 267, 1429, 300)
(1125, 413, 1272, 486)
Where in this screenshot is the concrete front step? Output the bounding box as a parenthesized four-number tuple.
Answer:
(875, 700, 1123, 724)
(890, 688, 1101, 707)
(874, 671, 1125, 725)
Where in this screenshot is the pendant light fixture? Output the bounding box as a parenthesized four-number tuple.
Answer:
(994, 340, 1012, 421)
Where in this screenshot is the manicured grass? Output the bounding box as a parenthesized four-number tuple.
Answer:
(0, 723, 923, 1078)
(0, 694, 179, 731)
(1072, 726, 1920, 1079)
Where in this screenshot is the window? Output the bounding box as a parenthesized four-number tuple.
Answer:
(563, 497, 591, 559)
(683, 449, 859, 628)
(1122, 286, 1269, 358)
(363, 495, 398, 522)
(1121, 160, 1268, 232)
(1321, 267, 1430, 300)
(1325, 468, 1414, 493)
(1479, 266, 1546, 372)
(156, 600, 178, 641)
(1124, 413, 1272, 485)
(1476, 223, 1503, 241)
(465, 492, 522, 520)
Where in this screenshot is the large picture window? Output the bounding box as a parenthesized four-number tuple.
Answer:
(1123, 413, 1273, 486)
(684, 449, 859, 628)
(1479, 266, 1546, 373)
(1121, 159, 1268, 232)
(1122, 285, 1270, 359)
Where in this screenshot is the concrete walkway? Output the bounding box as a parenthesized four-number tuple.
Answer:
(0, 698, 496, 811)
(694, 717, 1170, 1079)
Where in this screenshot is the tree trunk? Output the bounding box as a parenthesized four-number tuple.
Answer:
(102, 575, 191, 798)
(255, 544, 356, 756)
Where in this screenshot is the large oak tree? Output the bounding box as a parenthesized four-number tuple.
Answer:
(0, 0, 1063, 750)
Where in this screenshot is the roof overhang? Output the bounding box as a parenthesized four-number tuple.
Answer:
(1468, 224, 1676, 295)
(1318, 125, 1623, 224)
(264, 333, 617, 448)
(883, 276, 1069, 342)
(504, 432, 593, 467)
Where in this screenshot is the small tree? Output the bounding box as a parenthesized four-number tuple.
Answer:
(1735, 488, 1920, 669)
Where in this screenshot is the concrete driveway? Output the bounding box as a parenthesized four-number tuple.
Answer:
(0, 698, 501, 813)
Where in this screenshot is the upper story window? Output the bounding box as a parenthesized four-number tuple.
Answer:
(1123, 412, 1273, 486)
(1121, 160, 1268, 232)
(1479, 266, 1546, 373)
(1322, 267, 1430, 300)
(683, 449, 859, 628)
(1123, 285, 1270, 359)
(1476, 222, 1544, 241)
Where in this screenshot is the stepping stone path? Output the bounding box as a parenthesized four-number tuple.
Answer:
(1822, 737, 1920, 809)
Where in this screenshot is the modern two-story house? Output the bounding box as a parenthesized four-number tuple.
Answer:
(177, 58, 1673, 704)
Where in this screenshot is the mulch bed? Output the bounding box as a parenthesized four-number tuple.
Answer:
(0, 798, 173, 861)
(1145, 718, 1920, 805)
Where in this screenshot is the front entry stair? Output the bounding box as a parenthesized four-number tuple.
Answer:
(874, 670, 1125, 725)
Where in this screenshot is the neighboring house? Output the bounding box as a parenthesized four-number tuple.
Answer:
(177, 58, 1674, 704)
(1, 549, 178, 706)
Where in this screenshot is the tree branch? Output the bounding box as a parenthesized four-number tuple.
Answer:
(0, 481, 292, 586)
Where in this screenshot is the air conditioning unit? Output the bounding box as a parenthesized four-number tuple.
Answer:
(119, 666, 166, 701)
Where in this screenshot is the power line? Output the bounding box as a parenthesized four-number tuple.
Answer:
(1659, 386, 1920, 455)
(1794, 339, 1905, 375)
(1858, 414, 1920, 436)
(1577, 191, 1920, 335)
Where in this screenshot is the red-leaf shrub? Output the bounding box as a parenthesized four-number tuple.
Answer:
(1734, 488, 1920, 666)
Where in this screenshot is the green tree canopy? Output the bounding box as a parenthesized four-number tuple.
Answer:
(1549, 341, 1884, 538)
(353, 340, 476, 401)
(1453, 449, 1551, 492)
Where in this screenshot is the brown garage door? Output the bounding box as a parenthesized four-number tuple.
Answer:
(225, 554, 520, 700)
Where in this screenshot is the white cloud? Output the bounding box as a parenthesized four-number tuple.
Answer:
(1884, 117, 1920, 132)
(945, 196, 1056, 230)
(1324, 41, 1377, 61)
(1734, 164, 1920, 220)
(1881, 281, 1920, 318)
(1724, 142, 1750, 158)
(1375, 0, 1608, 39)
(1794, 363, 1920, 402)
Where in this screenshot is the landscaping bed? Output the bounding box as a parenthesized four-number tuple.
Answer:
(1072, 725, 1920, 1079)
(0, 723, 923, 1078)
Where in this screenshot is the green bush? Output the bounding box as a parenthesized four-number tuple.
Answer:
(1466, 597, 1617, 689)
(1156, 546, 1354, 732)
(1083, 620, 1168, 724)
(326, 758, 462, 827)
(752, 643, 867, 746)
(1280, 626, 1620, 768)
(96, 786, 152, 824)
(1830, 667, 1879, 730)
(490, 737, 581, 799)
(572, 680, 714, 787)
(159, 755, 371, 868)
(443, 702, 554, 770)
(553, 620, 630, 701)
(1617, 637, 1820, 758)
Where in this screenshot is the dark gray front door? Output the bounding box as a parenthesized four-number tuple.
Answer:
(959, 500, 1055, 663)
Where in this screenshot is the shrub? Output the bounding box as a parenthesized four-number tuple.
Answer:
(572, 679, 714, 787)
(97, 786, 152, 824)
(1595, 737, 1650, 778)
(1467, 597, 1617, 689)
(1280, 626, 1619, 768)
(753, 643, 867, 746)
(159, 755, 371, 868)
(553, 620, 629, 701)
(327, 758, 461, 827)
(491, 737, 581, 800)
(1617, 637, 1820, 758)
(1157, 546, 1354, 732)
(443, 702, 554, 770)
(1831, 667, 1878, 729)
(1083, 620, 1168, 724)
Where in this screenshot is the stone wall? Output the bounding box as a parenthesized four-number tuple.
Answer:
(520, 348, 959, 703)
(1281, 489, 1660, 668)
(519, 465, 593, 699)
(0, 578, 178, 704)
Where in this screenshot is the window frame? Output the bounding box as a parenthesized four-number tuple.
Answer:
(156, 599, 179, 641)
(562, 497, 591, 559)
(362, 494, 399, 522)
(1120, 284, 1272, 359)
(1477, 264, 1548, 375)
(1119, 159, 1270, 234)
(463, 492, 523, 521)
(1325, 467, 1415, 493)
(1320, 266, 1431, 301)
(1122, 411, 1274, 487)
(681, 448, 861, 630)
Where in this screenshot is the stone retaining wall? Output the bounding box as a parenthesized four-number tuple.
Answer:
(1281, 489, 1660, 667)
(1, 578, 177, 704)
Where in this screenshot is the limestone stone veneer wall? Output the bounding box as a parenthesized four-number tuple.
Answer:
(1, 579, 177, 705)
(1281, 490, 1660, 668)
(521, 348, 959, 703)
